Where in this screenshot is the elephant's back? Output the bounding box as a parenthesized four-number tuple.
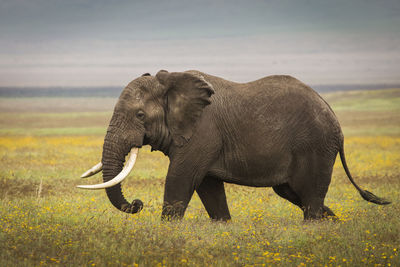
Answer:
(245, 75, 324, 103)
(214, 74, 343, 163)
(248, 75, 343, 149)
(245, 75, 340, 130)
(192, 71, 343, 149)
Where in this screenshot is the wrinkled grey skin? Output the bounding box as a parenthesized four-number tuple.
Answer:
(100, 70, 390, 221)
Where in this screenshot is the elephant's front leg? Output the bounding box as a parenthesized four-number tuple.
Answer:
(161, 173, 196, 220)
(161, 145, 221, 220)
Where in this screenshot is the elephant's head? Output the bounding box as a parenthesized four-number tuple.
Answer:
(77, 70, 214, 214)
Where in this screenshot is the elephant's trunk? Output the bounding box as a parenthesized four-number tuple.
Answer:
(101, 134, 143, 214)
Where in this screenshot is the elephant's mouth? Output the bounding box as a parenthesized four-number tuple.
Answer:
(77, 147, 139, 190)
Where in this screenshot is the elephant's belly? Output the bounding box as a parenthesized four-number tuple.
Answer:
(208, 151, 292, 187)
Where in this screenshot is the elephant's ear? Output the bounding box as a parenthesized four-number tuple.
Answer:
(156, 70, 215, 146)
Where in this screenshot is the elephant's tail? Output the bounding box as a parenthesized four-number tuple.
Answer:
(339, 146, 391, 205)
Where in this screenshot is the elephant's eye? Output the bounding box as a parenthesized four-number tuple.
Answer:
(136, 110, 145, 120)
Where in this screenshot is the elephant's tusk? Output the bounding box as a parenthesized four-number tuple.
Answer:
(80, 162, 103, 178)
(77, 147, 139, 190)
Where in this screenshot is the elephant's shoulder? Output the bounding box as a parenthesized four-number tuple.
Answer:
(248, 75, 312, 95)
(261, 75, 303, 85)
(184, 70, 203, 76)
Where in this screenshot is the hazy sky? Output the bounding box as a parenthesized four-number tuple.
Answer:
(0, 0, 399, 87)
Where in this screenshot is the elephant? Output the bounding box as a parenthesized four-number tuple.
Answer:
(78, 70, 390, 221)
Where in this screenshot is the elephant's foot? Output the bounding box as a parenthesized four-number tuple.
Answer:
(321, 205, 339, 222)
(161, 202, 186, 220)
(303, 205, 338, 221)
(210, 216, 231, 222)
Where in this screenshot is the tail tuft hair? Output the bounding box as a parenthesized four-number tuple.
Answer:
(359, 190, 391, 205)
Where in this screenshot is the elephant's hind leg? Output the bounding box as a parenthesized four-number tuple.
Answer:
(196, 176, 231, 221)
(272, 183, 303, 210)
(289, 150, 338, 221)
(273, 183, 337, 220)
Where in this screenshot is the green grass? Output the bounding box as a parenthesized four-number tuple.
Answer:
(341, 126, 400, 136)
(323, 88, 400, 111)
(0, 89, 399, 266)
(330, 97, 400, 111)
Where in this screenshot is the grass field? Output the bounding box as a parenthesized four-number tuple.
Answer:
(0, 89, 399, 266)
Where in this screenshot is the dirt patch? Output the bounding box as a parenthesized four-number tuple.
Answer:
(0, 176, 165, 199)
(357, 174, 399, 185)
(0, 177, 70, 199)
(334, 174, 399, 188)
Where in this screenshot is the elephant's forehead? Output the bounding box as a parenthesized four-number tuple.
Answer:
(120, 86, 143, 101)
(126, 76, 154, 91)
(125, 76, 164, 98)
